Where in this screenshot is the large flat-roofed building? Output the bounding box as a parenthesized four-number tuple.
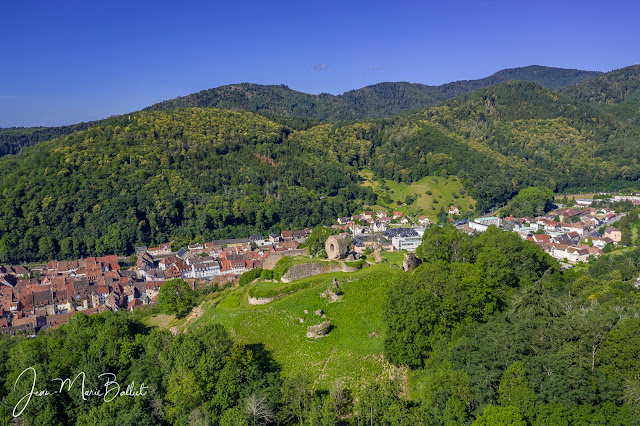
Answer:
(391, 236, 422, 252)
(473, 216, 502, 227)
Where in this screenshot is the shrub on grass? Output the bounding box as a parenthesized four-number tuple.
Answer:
(239, 268, 263, 286)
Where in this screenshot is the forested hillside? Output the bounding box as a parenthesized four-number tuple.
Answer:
(561, 64, 640, 126)
(0, 109, 375, 262)
(145, 66, 600, 121)
(308, 80, 640, 212)
(0, 121, 100, 157)
(0, 313, 303, 425)
(3, 78, 640, 262)
(0, 66, 603, 158)
(384, 226, 640, 424)
(415, 81, 640, 201)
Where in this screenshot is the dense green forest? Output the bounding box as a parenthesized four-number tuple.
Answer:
(415, 81, 640, 198)
(383, 226, 640, 424)
(145, 66, 600, 121)
(3, 77, 640, 262)
(0, 313, 325, 425)
(315, 80, 640, 212)
(0, 65, 623, 161)
(0, 108, 378, 262)
(561, 65, 640, 104)
(0, 66, 601, 160)
(561, 64, 640, 126)
(0, 121, 101, 157)
(501, 187, 555, 218)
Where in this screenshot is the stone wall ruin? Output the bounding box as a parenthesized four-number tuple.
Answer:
(325, 235, 348, 260)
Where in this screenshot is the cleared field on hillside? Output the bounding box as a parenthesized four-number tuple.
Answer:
(187, 258, 404, 391)
(359, 169, 475, 221)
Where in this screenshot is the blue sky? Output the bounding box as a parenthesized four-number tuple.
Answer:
(1, 0, 639, 127)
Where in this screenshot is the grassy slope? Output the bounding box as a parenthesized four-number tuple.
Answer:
(143, 313, 180, 329)
(186, 254, 405, 390)
(359, 169, 475, 221)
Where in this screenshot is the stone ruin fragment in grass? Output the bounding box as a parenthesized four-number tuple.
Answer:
(306, 321, 332, 339)
(320, 277, 343, 302)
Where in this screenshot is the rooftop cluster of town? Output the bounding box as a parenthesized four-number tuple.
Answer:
(335, 196, 629, 266)
(458, 198, 627, 266)
(0, 229, 313, 336)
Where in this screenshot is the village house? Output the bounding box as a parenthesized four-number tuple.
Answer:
(292, 230, 308, 243)
(532, 234, 551, 245)
(337, 217, 350, 225)
(604, 227, 622, 242)
(184, 257, 221, 280)
(249, 234, 266, 246)
(567, 246, 590, 263)
(448, 206, 460, 215)
(371, 221, 387, 233)
(147, 243, 172, 256)
(549, 243, 570, 261)
(268, 233, 280, 243)
(127, 298, 144, 311)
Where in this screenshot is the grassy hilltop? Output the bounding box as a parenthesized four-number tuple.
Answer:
(147, 253, 406, 391)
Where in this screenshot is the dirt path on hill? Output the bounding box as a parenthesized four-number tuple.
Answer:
(181, 304, 203, 332)
(314, 346, 338, 390)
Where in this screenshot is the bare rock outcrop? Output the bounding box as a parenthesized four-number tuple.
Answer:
(403, 253, 422, 272)
(247, 295, 276, 305)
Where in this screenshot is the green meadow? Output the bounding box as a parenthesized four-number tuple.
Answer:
(359, 169, 475, 221)
(183, 256, 405, 391)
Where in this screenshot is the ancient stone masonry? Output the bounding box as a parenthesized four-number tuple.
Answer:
(320, 278, 342, 302)
(374, 244, 383, 263)
(306, 321, 332, 338)
(247, 295, 276, 305)
(281, 262, 358, 283)
(325, 235, 348, 260)
(263, 249, 309, 270)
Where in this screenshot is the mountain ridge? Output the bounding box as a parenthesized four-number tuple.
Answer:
(0, 65, 609, 157)
(145, 65, 602, 121)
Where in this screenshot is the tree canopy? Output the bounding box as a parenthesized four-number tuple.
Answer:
(157, 278, 195, 316)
